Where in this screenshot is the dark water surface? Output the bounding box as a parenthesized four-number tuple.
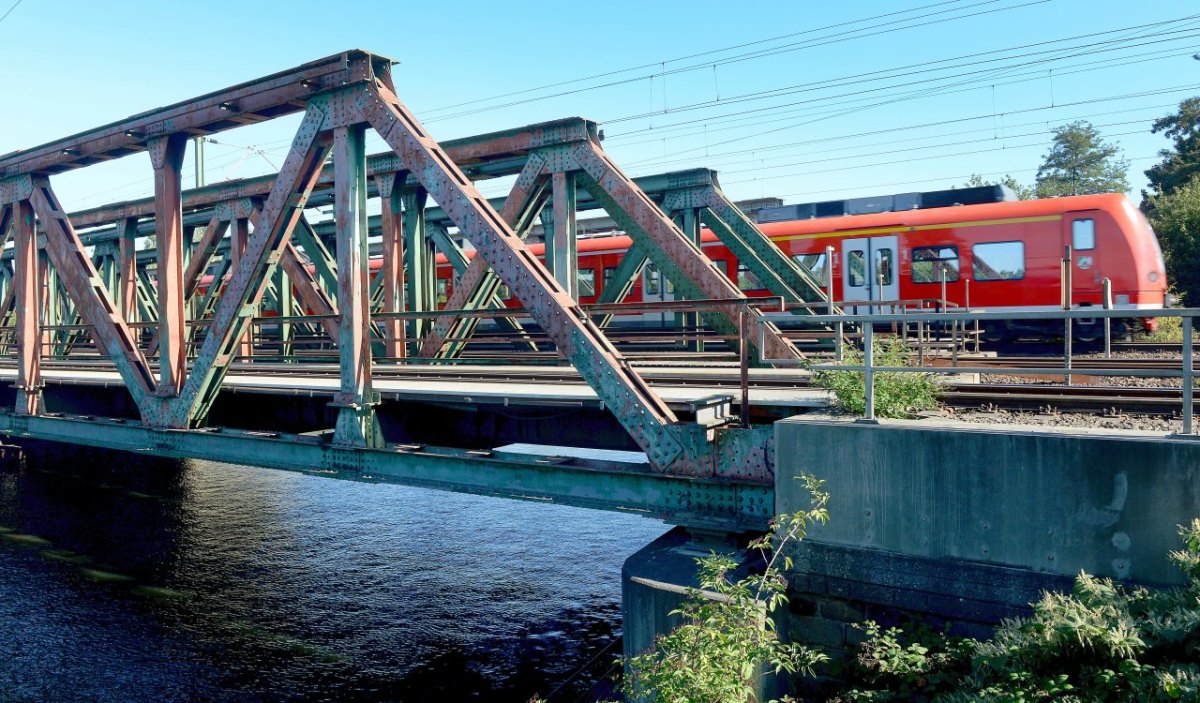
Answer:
(0, 444, 666, 702)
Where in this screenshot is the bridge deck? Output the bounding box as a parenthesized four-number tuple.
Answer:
(0, 363, 828, 411)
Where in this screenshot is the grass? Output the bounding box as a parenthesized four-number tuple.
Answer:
(811, 336, 941, 418)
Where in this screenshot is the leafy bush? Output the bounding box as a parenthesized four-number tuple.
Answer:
(839, 520, 1200, 702)
(1137, 315, 1184, 344)
(622, 477, 831, 703)
(811, 336, 940, 418)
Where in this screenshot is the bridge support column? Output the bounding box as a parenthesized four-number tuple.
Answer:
(543, 171, 578, 299)
(117, 217, 139, 323)
(13, 201, 43, 415)
(375, 172, 406, 359)
(230, 216, 254, 359)
(403, 188, 434, 345)
(331, 124, 382, 448)
(149, 134, 189, 396)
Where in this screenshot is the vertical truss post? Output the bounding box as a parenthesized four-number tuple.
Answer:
(403, 188, 433, 343)
(375, 172, 406, 359)
(96, 243, 119, 305)
(172, 104, 334, 428)
(37, 252, 49, 355)
(229, 216, 253, 359)
(681, 207, 703, 351)
(117, 217, 139, 323)
(149, 134, 190, 395)
(545, 172, 578, 299)
(331, 125, 382, 447)
(13, 200, 43, 414)
(272, 267, 293, 357)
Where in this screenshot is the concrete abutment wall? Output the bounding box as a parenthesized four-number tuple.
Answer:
(623, 417, 1200, 692)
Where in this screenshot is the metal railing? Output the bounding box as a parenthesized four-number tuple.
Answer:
(760, 307, 1198, 433)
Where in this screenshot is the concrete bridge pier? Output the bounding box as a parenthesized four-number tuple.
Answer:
(621, 527, 785, 702)
(623, 416, 1200, 696)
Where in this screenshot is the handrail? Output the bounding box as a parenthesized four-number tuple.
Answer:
(760, 307, 1199, 433)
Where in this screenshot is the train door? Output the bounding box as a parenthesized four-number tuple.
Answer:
(842, 236, 899, 314)
(641, 261, 675, 326)
(1065, 213, 1102, 303)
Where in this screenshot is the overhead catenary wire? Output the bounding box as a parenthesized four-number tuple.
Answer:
(0, 0, 23, 27)
(616, 24, 1200, 167)
(422, 0, 1048, 123)
(602, 35, 1200, 147)
(717, 128, 1150, 188)
(601, 14, 1200, 130)
(614, 82, 1200, 174)
(421, 0, 969, 114)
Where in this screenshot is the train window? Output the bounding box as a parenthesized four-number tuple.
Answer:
(436, 278, 449, 305)
(973, 241, 1025, 281)
(737, 263, 764, 290)
(1072, 219, 1095, 250)
(911, 246, 959, 283)
(578, 268, 596, 297)
(792, 253, 827, 279)
(875, 249, 894, 286)
(497, 283, 511, 300)
(847, 251, 866, 287)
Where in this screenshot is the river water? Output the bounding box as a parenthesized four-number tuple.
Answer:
(0, 443, 666, 702)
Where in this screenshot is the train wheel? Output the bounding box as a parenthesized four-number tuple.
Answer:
(980, 322, 1010, 344)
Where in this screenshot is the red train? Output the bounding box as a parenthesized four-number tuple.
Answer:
(432, 190, 1168, 340)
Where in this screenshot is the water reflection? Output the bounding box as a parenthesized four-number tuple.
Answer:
(0, 443, 665, 701)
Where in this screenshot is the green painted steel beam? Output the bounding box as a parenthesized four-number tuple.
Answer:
(0, 412, 773, 532)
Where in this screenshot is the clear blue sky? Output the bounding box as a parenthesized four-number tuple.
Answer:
(0, 0, 1196, 213)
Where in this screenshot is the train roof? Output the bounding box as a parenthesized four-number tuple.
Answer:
(752, 184, 1017, 222)
(755, 192, 1138, 235)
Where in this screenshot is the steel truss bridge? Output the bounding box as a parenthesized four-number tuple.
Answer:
(0, 50, 831, 532)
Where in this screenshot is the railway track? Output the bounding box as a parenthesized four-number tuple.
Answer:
(939, 383, 1193, 416)
(5, 357, 1192, 418)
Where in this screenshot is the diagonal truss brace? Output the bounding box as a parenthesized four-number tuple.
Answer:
(419, 152, 551, 358)
(359, 79, 701, 469)
(415, 135, 803, 364)
(2, 53, 777, 478)
(567, 140, 803, 364)
(656, 169, 827, 308)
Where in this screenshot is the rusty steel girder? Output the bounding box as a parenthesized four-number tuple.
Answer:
(416, 126, 805, 364)
(0, 50, 778, 478)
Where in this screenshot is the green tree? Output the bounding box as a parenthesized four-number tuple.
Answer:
(1144, 96, 1200, 201)
(1145, 174, 1200, 305)
(1034, 121, 1129, 198)
(962, 173, 1035, 200)
(623, 477, 830, 703)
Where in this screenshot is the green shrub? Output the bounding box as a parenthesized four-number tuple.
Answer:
(839, 520, 1200, 702)
(622, 477, 831, 703)
(1137, 315, 1184, 343)
(811, 336, 940, 418)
